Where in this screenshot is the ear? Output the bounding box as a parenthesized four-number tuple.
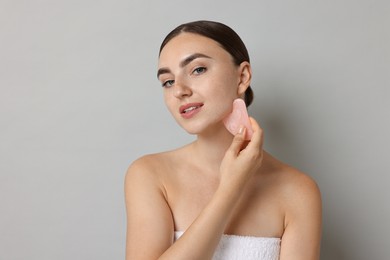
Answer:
(237, 61, 252, 96)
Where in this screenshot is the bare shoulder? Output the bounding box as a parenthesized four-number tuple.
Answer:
(279, 165, 321, 203)
(125, 147, 186, 192)
(262, 152, 322, 219)
(127, 153, 166, 173)
(262, 153, 320, 198)
(124, 151, 180, 259)
(264, 157, 322, 259)
(126, 151, 173, 180)
(261, 154, 322, 258)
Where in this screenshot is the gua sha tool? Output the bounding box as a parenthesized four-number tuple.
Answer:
(223, 98, 254, 140)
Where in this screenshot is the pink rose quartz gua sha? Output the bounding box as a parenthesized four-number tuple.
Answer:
(223, 98, 254, 140)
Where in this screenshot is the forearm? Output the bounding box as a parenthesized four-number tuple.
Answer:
(158, 183, 243, 260)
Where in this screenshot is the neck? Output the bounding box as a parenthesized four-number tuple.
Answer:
(190, 124, 234, 174)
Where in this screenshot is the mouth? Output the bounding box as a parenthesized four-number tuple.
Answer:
(180, 103, 204, 114)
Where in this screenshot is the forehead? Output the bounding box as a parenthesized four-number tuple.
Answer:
(158, 33, 230, 66)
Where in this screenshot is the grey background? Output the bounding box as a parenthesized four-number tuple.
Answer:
(1, 0, 389, 259)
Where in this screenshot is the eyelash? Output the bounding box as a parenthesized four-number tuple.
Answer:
(192, 66, 207, 75)
(160, 67, 207, 88)
(162, 80, 174, 88)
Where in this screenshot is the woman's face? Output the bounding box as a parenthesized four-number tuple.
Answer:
(158, 32, 250, 135)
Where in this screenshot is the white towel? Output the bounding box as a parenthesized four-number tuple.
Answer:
(174, 231, 280, 260)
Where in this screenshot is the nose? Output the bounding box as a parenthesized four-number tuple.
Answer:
(173, 78, 192, 99)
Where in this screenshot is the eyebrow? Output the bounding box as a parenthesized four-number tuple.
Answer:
(157, 53, 212, 78)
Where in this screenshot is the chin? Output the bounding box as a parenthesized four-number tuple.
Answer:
(176, 121, 204, 135)
(181, 121, 224, 136)
(181, 126, 204, 135)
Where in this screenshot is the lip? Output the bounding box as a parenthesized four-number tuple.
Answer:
(179, 102, 204, 119)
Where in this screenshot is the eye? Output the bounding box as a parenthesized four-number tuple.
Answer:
(162, 80, 174, 88)
(192, 67, 207, 75)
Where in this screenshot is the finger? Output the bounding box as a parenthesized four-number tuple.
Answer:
(249, 116, 260, 132)
(227, 126, 247, 156)
(246, 117, 264, 150)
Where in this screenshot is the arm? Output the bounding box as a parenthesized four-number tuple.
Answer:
(125, 119, 264, 260)
(279, 174, 322, 260)
(124, 157, 175, 259)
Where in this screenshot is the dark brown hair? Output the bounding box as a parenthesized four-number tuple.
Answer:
(159, 20, 254, 107)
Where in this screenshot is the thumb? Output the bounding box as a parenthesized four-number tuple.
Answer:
(228, 126, 246, 155)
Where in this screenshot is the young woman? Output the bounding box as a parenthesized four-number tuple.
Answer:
(125, 20, 322, 260)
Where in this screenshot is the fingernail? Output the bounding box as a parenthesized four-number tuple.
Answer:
(238, 126, 245, 134)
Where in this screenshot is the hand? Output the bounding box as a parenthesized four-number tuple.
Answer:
(220, 117, 264, 187)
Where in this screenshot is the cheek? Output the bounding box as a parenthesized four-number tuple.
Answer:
(163, 93, 176, 114)
(207, 94, 237, 123)
(215, 69, 239, 95)
(212, 79, 239, 104)
(214, 81, 242, 119)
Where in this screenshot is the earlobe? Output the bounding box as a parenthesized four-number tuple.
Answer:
(237, 61, 252, 96)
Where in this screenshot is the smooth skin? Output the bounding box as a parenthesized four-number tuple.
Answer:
(125, 33, 322, 260)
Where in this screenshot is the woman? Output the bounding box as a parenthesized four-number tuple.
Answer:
(125, 20, 322, 260)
